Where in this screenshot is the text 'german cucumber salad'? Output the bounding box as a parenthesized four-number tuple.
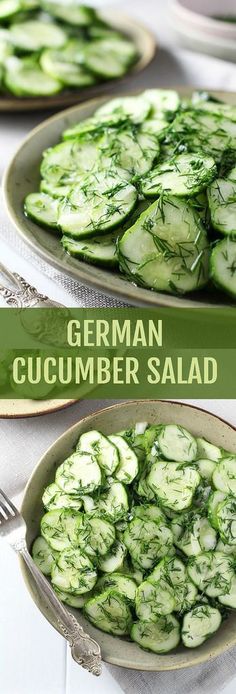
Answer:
(0, 1, 138, 97)
(32, 422, 236, 654)
(24, 89, 236, 300)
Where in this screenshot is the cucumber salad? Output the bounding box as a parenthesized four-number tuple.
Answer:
(0, 2, 138, 97)
(24, 89, 236, 300)
(32, 421, 236, 655)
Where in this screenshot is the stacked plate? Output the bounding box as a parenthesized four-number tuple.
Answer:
(169, 0, 236, 61)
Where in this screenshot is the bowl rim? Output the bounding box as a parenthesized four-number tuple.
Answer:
(20, 399, 236, 671)
(170, 0, 236, 34)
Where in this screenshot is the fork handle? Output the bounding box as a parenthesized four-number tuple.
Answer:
(19, 545, 102, 676)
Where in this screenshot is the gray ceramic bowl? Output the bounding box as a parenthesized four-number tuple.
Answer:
(21, 400, 236, 671)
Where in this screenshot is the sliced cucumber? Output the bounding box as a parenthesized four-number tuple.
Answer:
(118, 195, 209, 295)
(41, 1, 96, 26)
(24, 192, 59, 230)
(136, 579, 175, 620)
(4, 56, 62, 96)
(219, 576, 236, 609)
(208, 490, 226, 529)
(78, 516, 115, 558)
(149, 556, 198, 612)
(196, 437, 222, 462)
(62, 113, 126, 140)
(77, 430, 119, 476)
(54, 587, 92, 608)
(131, 503, 166, 524)
(196, 458, 216, 480)
(187, 551, 234, 597)
(97, 481, 129, 523)
(147, 461, 200, 512)
(42, 482, 83, 512)
(216, 539, 236, 555)
(207, 179, 236, 235)
(158, 424, 197, 463)
(143, 89, 180, 117)
(97, 541, 127, 573)
(141, 117, 169, 137)
(0, 0, 21, 20)
(55, 452, 101, 495)
(40, 179, 72, 199)
(95, 96, 151, 125)
(10, 20, 67, 51)
(213, 456, 236, 495)
(83, 37, 137, 79)
(182, 605, 221, 648)
(84, 590, 132, 635)
(141, 153, 216, 198)
(41, 139, 101, 188)
(216, 497, 236, 545)
(210, 238, 236, 299)
(123, 517, 173, 570)
(32, 536, 56, 575)
(172, 512, 217, 556)
(109, 434, 138, 484)
(51, 547, 97, 594)
(170, 111, 236, 162)
(0, 30, 13, 64)
(62, 230, 119, 268)
(102, 127, 160, 178)
(96, 573, 137, 602)
(41, 508, 83, 551)
(131, 615, 180, 654)
(40, 46, 95, 88)
(58, 182, 137, 238)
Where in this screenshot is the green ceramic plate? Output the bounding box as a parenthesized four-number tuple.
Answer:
(21, 400, 236, 670)
(0, 10, 156, 112)
(4, 89, 236, 308)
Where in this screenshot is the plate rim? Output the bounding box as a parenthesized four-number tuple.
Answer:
(0, 398, 77, 419)
(3, 87, 236, 310)
(0, 9, 157, 112)
(20, 399, 236, 670)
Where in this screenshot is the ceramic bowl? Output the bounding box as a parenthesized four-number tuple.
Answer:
(21, 400, 236, 671)
(170, 0, 236, 39)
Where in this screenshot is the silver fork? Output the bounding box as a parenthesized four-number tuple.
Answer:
(0, 262, 64, 308)
(0, 489, 102, 676)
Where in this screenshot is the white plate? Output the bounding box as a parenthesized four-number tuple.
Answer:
(0, 399, 77, 418)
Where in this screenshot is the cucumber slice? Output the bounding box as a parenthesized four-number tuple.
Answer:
(32, 536, 56, 575)
(41, 1, 96, 26)
(213, 456, 236, 495)
(131, 615, 180, 654)
(143, 89, 180, 117)
(136, 579, 175, 619)
(41, 508, 83, 551)
(77, 430, 119, 475)
(41, 139, 102, 188)
(97, 541, 127, 573)
(0, 30, 13, 64)
(42, 482, 83, 512)
(62, 230, 119, 268)
(78, 516, 115, 557)
(4, 56, 62, 96)
(118, 195, 209, 295)
(58, 182, 137, 238)
(141, 153, 216, 198)
(102, 128, 160, 178)
(40, 179, 72, 199)
(51, 547, 97, 594)
(182, 605, 222, 648)
(123, 517, 173, 570)
(83, 38, 137, 79)
(216, 538, 236, 555)
(55, 452, 101, 495)
(147, 461, 200, 512)
(171, 512, 217, 556)
(149, 556, 198, 612)
(187, 551, 234, 597)
(24, 192, 59, 230)
(40, 46, 95, 88)
(208, 491, 227, 529)
(141, 117, 169, 138)
(10, 20, 67, 51)
(216, 497, 236, 545)
(170, 111, 236, 162)
(196, 458, 216, 480)
(84, 590, 132, 635)
(55, 587, 92, 608)
(207, 179, 236, 235)
(196, 437, 222, 462)
(96, 573, 136, 601)
(62, 113, 127, 140)
(95, 96, 151, 125)
(0, 0, 21, 20)
(210, 238, 236, 299)
(131, 503, 166, 524)
(195, 101, 236, 122)
(219, 576, 236, 609)
(109, 434, 138, 484)
(97, 481, 129, 523)
(158, 424, 197, 463)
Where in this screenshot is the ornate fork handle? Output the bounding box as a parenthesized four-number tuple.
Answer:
(17, 542, 102, 676)
(0, 263, 63, 308)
